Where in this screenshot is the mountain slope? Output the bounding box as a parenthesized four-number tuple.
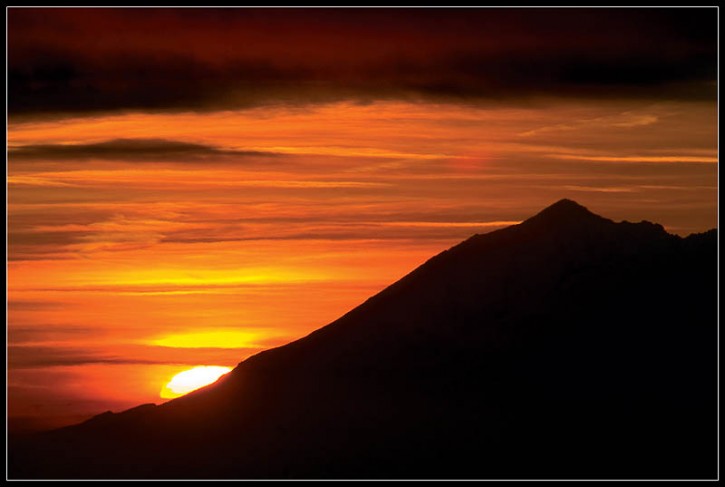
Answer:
(9, 199, 717, 479)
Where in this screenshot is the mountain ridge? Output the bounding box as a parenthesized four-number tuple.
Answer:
(9, 199, 717, 480)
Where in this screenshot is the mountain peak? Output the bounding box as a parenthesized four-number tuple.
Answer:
(521, 199, 607, 228)
(8, 198, 716, 479)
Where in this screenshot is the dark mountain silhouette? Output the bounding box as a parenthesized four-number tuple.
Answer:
(8, 199, 717, 479)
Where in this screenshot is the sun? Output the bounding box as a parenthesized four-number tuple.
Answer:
(160, 365, 232, 399)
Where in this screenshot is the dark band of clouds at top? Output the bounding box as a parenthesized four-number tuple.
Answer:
(8, 7, 717, 118)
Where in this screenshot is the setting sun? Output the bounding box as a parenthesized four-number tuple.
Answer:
(160, 366, 232, 399)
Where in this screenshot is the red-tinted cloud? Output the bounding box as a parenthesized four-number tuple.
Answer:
(8, 7, 717, 117)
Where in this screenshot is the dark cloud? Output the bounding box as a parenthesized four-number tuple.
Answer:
(7, 8, 717, 117)
(7, 345, 164, 368)
(8, 300, 65, 311)
(8, 325, 104, 343)
(7, 344, 259, 368)
(157, 225, 509, 246)
(8, 229, 95, 261)
(8, 138, 279, 161)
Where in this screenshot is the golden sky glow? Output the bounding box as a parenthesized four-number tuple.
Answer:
(7, 7, 717, 433)
(149, 330, 275, 349)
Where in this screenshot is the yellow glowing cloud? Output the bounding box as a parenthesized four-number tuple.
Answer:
(149, 330, 272, 349)
(47, 266, 334, 290)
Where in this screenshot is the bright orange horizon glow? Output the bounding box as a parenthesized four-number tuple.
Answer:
(160, 366, 233, 399)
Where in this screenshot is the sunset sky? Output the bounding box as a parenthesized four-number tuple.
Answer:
(7, 7, 718, 432)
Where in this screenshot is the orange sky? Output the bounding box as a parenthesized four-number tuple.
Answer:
(7, 8, 718, 432)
